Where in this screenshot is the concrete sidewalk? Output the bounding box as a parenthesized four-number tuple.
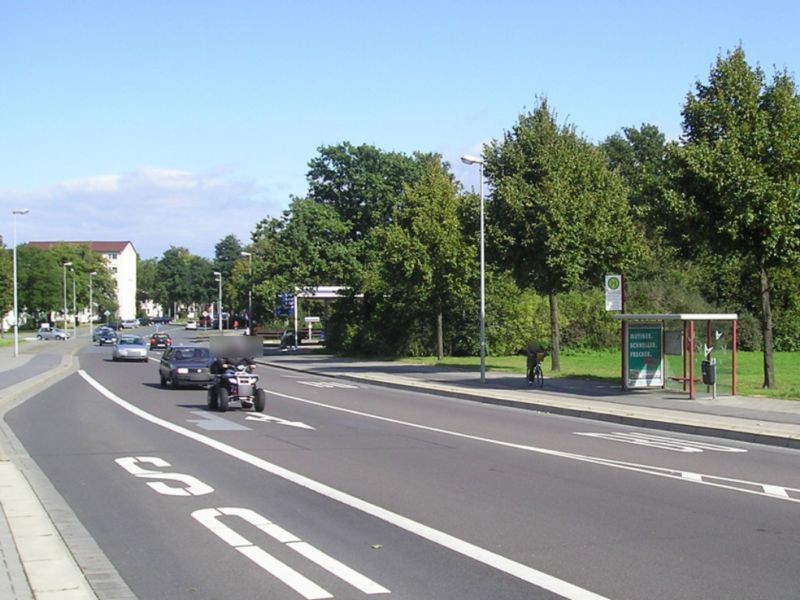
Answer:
(259, 350, 800, 449)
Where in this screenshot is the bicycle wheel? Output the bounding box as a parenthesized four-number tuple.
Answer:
(526, 367, 534, 386)
(533, 364, 544, 387)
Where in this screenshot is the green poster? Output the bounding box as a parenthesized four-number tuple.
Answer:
(626, 325, 664, 388)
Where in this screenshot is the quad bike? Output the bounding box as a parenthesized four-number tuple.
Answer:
(207, 361, 266, 412)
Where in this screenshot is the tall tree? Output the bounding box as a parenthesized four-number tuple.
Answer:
(214, 234, 243, 282)
(306, 142, 439, 243)
(0, 245, 11, 331)
(667, 47, 800, 388)
(484, 99, 644, 370)
(370, 159, 475, 359)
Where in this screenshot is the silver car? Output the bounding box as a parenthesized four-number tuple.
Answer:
(112, 335, 149, 362)
(37, 327, 70, 341)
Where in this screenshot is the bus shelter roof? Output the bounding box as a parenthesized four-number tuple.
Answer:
(611, 313, 738, 321)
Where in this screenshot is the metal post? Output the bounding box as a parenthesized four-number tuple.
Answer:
(89, 272, 96, 339)
(478, 161, 485, 384)
(12, 208, 28, 357)
(72, 271, 76, 333)
(62, 262, 72, 334)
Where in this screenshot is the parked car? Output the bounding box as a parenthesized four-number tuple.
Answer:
(159, 346, 213, 388)
(151, 316, 172, 324)
(96, 328, 118, 346)
(106, 322, 121, 331)
(138, 317, 153, 326)
(185, 320, 198, 331)
(120, 319, 140, 329)
(149, 332, 172, 350)
(112, 335, 149, 362)
(36, 327, 70, 341)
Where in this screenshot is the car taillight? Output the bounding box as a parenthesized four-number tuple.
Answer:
(167, 339, 172, 345)
(150, 338, 155, 343)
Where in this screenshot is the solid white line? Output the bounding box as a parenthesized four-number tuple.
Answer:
(78, 369, 610, 600)
(288, 541, 391, 595)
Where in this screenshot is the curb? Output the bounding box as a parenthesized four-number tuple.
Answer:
(260, 360, 800, 450)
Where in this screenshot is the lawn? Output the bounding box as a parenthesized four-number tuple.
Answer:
(402, 350, 800, 400)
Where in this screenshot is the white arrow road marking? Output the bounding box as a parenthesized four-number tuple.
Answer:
(188, 411, 252, 431)
(574, 431, 748, 453)
(79, 369, 612, 600)
(245, 413, 315, 430)
(193, 507, 390, 598)
(298, 380, 359, 389)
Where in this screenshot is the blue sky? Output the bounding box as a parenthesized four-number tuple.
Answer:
(2, 1, 798, 258)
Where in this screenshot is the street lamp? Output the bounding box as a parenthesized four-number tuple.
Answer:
(62, 261, 73, 335)
(461, 154, 486, 384)
(88, 271, 97, 339)
(241, 251, 252, 334)
(213, 271, 222, 334)
(71, 268, 76, 333)
(12, 208, 29, 357)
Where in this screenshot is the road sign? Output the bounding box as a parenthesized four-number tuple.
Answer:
(605, 274, 622, 311)
(304, 316, 320, 323)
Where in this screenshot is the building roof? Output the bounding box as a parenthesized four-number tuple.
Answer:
(27, 241, 137, 255)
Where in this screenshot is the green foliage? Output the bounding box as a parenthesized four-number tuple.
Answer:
(306, 142, 440, 244)
(155, 246, 214, 312)
(214, 234, 243, 283)
(667, 46, 800, 387)
(15, 243, 116, 322)
(0, 246, 11, 324)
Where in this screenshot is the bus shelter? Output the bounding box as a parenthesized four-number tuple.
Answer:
(612, 313, 738, 399)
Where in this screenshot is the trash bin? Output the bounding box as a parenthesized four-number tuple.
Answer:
(701, 360, 716, 386)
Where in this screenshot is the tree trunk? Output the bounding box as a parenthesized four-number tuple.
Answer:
(549, 292, 561, 372)
(436, 305, 444, 362)
(760, 266, 775, 388)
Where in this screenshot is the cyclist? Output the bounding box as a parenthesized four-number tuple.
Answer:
(525, 343, 546, 387)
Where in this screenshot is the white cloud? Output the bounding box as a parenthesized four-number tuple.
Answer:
(1, 167, 286, 259)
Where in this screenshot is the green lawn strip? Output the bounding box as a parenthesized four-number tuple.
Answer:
(400, 351, 800, 400)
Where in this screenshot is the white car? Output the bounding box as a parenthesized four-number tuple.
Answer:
(36, 327, 70, 340)
(120, 319, 139, 329)
(185, 320, 198, 330)
(112, 335, 149, 362)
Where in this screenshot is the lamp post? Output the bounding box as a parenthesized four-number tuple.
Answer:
(12, 208, 29, 357)
(89, 271, 97, 339)
(62, 261, 73, 335)
(71, 269, 76, 333)
(213, 271, 222, 334)
(461, 154, 486, 384)
(241, 251, 252, 334)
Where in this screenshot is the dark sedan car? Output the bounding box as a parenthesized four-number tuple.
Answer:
(96, 328, 118, 346)
(149, 332, 172, 350)
(159, 346, 213, 388)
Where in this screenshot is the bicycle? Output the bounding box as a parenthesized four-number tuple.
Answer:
(526, 351, 546, 387)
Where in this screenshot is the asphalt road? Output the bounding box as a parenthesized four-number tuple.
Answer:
(5, 328, 800, 599)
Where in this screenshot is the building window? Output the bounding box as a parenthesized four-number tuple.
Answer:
(110, 267, 118, 274)
(107, 252, 118, 260)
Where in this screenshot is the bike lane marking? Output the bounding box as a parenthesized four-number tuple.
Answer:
(78, 368, 612, 600)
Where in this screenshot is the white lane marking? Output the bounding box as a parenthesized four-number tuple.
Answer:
(188, 411, 252, 431)
(298, 380, 359, 389)
(288, 541, 391, 596)
(245, 413, 315, 430)
(259, 386, 800, 504)
(193, 507, 389, 597)
(574, 432, 747, 453)
(193, 508, 332, 600)
(78, 369, 610, 600)
(114, 456, 214, 496)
